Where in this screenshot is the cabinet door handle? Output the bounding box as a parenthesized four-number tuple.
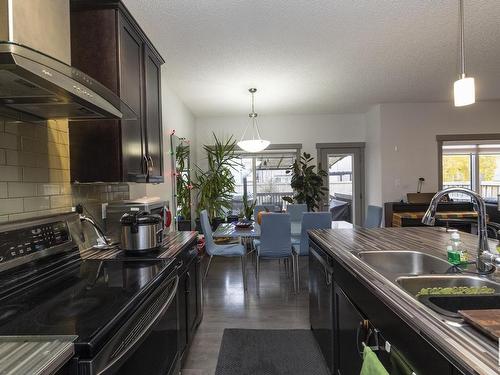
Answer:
(143, 155, 150, 177)
(145, 155, 153, 172)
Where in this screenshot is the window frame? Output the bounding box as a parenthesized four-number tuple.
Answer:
(232, 143, 302, 206)
(437, 134, 500, 201)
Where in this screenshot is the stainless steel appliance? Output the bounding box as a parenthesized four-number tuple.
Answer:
(0, 42, 134, 122)
(120, 211, 163, 252)
(0, 213, 180, 375)
(106, 198, 171, 244)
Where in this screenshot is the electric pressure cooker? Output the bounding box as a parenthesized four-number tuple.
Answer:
(120, 211, 163, 252)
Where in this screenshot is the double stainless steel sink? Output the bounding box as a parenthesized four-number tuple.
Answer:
(355, 250, 500, 319)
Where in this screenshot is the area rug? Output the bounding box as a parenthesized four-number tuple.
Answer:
(215, 329, 330, 375)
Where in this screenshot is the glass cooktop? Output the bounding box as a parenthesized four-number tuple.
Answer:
(0, 257, 174, 356)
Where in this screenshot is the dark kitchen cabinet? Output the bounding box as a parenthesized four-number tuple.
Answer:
(309, 244, 334, 373)
(177, 243, 203, 364)
(333, 286, 365, 375)
(69, 0, 164, 183)
(309, 237, 463, 375)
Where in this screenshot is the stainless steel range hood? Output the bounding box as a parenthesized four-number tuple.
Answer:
(0, 41, 134, 122)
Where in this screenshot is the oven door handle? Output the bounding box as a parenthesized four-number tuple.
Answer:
(98, 275, 179, 374)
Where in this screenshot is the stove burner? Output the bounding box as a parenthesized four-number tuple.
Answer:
(56, 297, 101, 318)
(0, 305, 23, 326)
(36, 297, 102, 327)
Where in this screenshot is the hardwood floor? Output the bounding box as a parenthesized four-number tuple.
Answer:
(181, 256, 310, 375)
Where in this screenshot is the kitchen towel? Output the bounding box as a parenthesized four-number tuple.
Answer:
(389, 347, 414, 375)
(360, 345, 389, 375)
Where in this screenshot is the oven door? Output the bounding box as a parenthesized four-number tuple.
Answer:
(79, 273, 179, 375)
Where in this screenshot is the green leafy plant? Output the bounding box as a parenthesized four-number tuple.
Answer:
(282, 152, 328, 211)
(193, 133, 240, 221)
(242, 190, 256, 221)
(176, 141, 191, 220)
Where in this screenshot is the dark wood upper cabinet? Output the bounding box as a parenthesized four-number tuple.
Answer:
(69, 0, 164, 183)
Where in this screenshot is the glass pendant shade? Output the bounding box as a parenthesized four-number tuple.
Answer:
(238, 88, 270, 153)
(454, 76, 475, 107)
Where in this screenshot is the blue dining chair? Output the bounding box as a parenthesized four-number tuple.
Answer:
(252, 204, 280, 248)
(292, 212, 331, 289)
(253, 205, 279, 220)
(364, 205, 383, 228)
(255, 213, 296, 293)
(200, 210, 247, 290)
(286, 203, 308, 222)
(287, 203, 308, 240)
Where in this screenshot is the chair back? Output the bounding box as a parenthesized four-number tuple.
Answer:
(253, 204, 280, 220)
(297, 212, 331, 255)
(286, 204, 308, 223)
(200, 210, 215, 255)
(364, 205, 383, 228)
(259, 213, 291, 258)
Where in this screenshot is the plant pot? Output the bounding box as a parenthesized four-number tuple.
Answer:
(195, 218, 202, 233)
(226, 214, 239, 223)
(177, 219, 192, 231)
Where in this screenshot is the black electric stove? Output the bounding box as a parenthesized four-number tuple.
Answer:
(0, 214, 180, 375)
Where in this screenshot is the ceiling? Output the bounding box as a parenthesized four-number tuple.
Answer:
(123, 0, 500, 117)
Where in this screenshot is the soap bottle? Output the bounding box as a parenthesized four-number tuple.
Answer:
(446, 245, 461, 265)
(450, 231, 468, 263)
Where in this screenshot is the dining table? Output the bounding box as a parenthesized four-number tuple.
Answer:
(212, 220, 354, 239)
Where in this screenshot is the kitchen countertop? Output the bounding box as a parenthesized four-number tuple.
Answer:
(309, 226, 500, 375)
(81, 230, 198, 259)
(0, 336, 75, 375)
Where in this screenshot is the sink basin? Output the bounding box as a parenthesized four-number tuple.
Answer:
(418, 294, 500, 318)
(357, 251, 451, 277)
(396, 275, 500, 296)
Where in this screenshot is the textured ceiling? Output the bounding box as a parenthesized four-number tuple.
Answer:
(123, 0, 500, 116)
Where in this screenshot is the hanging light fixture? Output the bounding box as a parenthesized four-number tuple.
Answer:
(453, 0, 475, 107)
(237, 88, 270, 153)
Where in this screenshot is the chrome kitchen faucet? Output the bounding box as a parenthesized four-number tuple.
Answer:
(422, 187, 498, 272)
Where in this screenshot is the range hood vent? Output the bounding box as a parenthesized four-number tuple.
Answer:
(0, 42, 134, 122)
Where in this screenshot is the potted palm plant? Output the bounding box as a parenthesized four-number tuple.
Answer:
(241, 190, 256, 222)
(282, 152, 328, 211)
(193, 133, 239, 230)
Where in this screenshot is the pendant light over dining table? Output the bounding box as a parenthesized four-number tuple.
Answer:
(453, 0, 475, 107)
(237, 88, 270, 153)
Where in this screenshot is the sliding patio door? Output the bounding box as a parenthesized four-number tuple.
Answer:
(317, 143, 365, 225)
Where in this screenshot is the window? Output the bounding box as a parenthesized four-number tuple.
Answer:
(441, 141, 500, 201)
(230, 147, 300, 213)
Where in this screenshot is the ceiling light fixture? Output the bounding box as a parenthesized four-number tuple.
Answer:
(237, 88, 270, 153)
(453, 0, 475, 107)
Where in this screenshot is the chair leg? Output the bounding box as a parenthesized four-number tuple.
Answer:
(291, 255, 297, 294)
(241, 255, 247, 291)
(256, 255, 260, 289)
(204, 255, 214, 280)
(294, 253, 300, 291)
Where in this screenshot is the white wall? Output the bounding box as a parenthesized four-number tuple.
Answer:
(365, 105, 382, 206)
(379, 101, 500, 203)
(136, 72, 195, 206)
(194, 113, 367, 164)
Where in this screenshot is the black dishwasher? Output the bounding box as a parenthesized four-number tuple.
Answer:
(309, 240, 334, 373)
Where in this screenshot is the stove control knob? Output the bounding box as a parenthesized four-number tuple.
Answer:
(0, 256, 3, 262)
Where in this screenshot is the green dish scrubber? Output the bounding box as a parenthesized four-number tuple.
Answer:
(416, 286, 496, 297)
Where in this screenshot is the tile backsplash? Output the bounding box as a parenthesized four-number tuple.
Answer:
(0, 117, 130, 224)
